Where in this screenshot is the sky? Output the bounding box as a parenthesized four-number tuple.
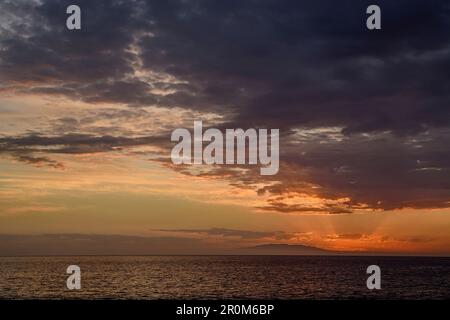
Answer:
(0, 0, 450, 256)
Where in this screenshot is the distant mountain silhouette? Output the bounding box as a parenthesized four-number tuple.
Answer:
(241, 243, 336, 255)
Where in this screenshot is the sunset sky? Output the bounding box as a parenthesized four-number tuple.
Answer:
(1, 0, 450, 256)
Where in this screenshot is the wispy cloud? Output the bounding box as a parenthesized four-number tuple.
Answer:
(155, 228, 309, 241)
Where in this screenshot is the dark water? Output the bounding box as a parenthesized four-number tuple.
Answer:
(0, 256, 449, 299)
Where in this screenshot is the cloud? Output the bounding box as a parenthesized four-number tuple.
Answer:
(325, 233, 366, 240)
(3, 0, 450, 130)
(13, 154, 65, 169)
(156, 228, 305, 241)
(379, 235, 436, 244)
(1, 0, 450, 212)
(4, 205, 66, 214)
(0, 133, 169, 154)
(324, 233, 437, 244)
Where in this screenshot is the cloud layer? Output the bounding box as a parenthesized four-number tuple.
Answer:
(1, 0, 450, 212)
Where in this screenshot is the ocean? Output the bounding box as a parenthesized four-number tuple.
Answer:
(0, 256, 449, 299)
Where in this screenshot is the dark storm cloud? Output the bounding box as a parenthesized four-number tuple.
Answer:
(252, 128, 450, 211)
(0, 0, 138, 83)
(294, 129, 450, 210)
(4, 0, 448, 127)
(1, 0, 450, 211)
(138, 0, 450, 132)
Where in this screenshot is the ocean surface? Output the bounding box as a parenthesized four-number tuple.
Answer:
(0, 256, 449, 299)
